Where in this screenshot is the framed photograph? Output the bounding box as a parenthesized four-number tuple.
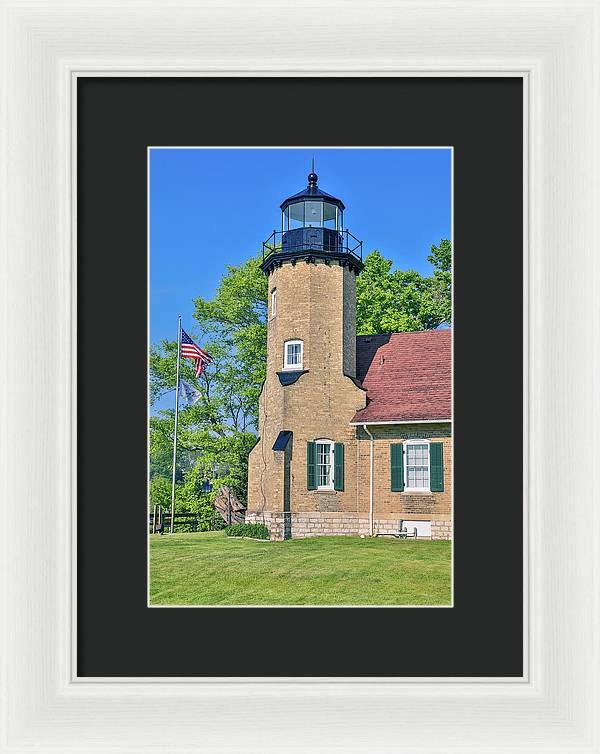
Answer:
(3, 2, 599, 752)
(78, 77, 521, 679)
(147, 145, 454, 609)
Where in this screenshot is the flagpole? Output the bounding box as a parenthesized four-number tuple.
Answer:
(170, 315, 182, 534)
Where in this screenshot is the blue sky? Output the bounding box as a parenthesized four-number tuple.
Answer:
(150, 148, 451, 411)
(150, 147, 451, 343)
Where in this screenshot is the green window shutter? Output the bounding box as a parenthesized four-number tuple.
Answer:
(334, 442, 344, 491)
(306, 441, 316, 490)
(429, 442, 444, 492)
(390, 443, 404, 491)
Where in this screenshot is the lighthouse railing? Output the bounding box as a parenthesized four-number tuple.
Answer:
(261, 229, 363, 265)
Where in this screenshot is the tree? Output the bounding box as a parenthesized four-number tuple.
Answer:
(356, 240, 452, 334)
(425, 238, 452, 326)
(173, 480, 217, 531)
(150, 255, 267, 505)
(149, 476, 171, 511)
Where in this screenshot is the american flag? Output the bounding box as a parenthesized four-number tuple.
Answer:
(181, 328, 212, 377)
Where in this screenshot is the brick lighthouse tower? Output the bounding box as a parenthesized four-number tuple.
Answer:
(246, 167, 368, 539)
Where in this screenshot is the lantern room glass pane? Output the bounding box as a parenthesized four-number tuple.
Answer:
(289, 202, 304, 229)
(323, 202, 336, 229)
(305, 201, 322, 227)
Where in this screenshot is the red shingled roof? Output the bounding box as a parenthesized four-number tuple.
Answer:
(351, 330, 451, 424)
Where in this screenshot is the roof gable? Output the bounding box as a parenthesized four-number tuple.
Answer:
(352, 329, 451, 424)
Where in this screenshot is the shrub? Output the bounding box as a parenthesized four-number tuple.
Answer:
(175, 482, 217, 531)
(225, 522, 270, 540)
(211, 514, 228, 531)
(149, 476, 171, 510)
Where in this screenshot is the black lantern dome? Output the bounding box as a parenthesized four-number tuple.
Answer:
(261, 169, 363, 275)
(280, 169, 345, 226)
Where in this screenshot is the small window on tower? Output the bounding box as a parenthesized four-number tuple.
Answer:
(270, 288, 277, 319)
(283, 339, 303, 370)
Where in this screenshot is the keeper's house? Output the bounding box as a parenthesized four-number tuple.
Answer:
(246, 170, 452, 540)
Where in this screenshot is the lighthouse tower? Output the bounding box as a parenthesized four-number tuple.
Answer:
(246, 168, 367, 539)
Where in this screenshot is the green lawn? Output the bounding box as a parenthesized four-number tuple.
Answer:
(149, 531, 452, 606)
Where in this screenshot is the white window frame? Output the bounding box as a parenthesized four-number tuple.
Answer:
(403, 439, 431, 493)
(283, 339, 303, 370)
(270, 288, 277, 319)
(314, 438, 334, 491)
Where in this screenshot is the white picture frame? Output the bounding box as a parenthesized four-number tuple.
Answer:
(2, 1, 599, 751)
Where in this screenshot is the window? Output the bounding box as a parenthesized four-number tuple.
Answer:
(283, 201, 342, 230)
(270, 288, 277, 318)
(323, 202, 337, 229)
(283, 339, 303, 370)
(307, 440, 344, 491)
(305, 201, 322, 227)
(404, 440, 430, 491)
(288, 202, 304, 229)
(315, 439, 334, 490)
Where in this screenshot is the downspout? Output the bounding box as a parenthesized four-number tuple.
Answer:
(363, 424, 374, 536)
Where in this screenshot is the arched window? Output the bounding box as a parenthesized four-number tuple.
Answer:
(315, 438, 334, 490)
(283, 339, 303, 370)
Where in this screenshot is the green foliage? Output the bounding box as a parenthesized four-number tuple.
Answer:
(150, 255, 266, 510)
(150, 476, 220, 531)
(192, 254, 268, 430)
(149, 413, 197, 483)
(172, 481, 211, 529)
(225, 522, 270, 540)
(210, 514, 229, 531)
(149, 476, 171, 511)
(426, 239, 452, 326)
(167, 478, 239, 532)
(356, 240, 452, 334)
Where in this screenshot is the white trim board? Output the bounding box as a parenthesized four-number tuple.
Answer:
(2, 1, 599, 752)
(350, 418, 452, 426)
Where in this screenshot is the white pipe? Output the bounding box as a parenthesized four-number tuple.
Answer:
(363, 424, 374, 536)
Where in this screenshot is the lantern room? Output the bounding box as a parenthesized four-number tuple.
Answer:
(260, 167, 363, 275)
(281, 171, 344, 231)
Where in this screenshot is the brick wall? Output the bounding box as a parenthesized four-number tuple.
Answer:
(356, 423, 452, 533)
(248, 259, 366, 519)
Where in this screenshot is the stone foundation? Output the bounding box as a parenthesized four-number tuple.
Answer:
(245, 511, 452, 541)
(431, 519, 453, 540)
(246, 511, 368, 539)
